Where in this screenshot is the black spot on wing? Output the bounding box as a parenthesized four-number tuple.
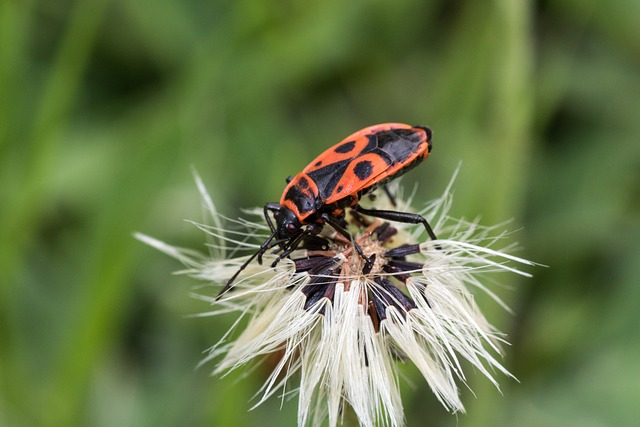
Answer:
(297, 176, 309, 189)
(334, 140, 356, 153)
(353, 160, 373, 180)
(306, 128, 423, 200)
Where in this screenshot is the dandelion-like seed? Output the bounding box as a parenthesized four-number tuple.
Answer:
(136, 171, 535, 427)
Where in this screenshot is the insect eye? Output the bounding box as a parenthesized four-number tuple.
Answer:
(286, 222, 299, 234)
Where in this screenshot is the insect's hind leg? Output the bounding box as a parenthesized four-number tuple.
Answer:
(353, 204, 440, 245)
(367, 185, 397, 207)
(381, 185, 397, 207)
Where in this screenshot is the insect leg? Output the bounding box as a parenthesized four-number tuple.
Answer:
(381, 185, 397, 207)
(270, 229, 309, 267)
(321, 213, 375, 271)
(217, 230, 277, 300)
(353, 204, 440, 244)
(219, 202, 282, 300)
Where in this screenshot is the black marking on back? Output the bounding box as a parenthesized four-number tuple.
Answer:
(285, 183, 315, 214)
(298, 176, 309, 189)
(307, 127, 424, 201)
(375, 129, 422, 165)
(353, 160, 373, 180)
(413, 125, 433, 152)
(334, 140, 356, 153)
(306, 159, 352, 200)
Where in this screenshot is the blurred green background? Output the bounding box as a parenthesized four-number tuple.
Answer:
(1, 0, 639, 426)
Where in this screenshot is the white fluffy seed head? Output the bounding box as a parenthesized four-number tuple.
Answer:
(136, 171, 537, 427)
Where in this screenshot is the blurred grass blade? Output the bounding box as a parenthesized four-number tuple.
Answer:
(0, 0, 110, 423)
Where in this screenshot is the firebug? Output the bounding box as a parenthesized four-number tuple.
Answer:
(219, 123, 438, 297)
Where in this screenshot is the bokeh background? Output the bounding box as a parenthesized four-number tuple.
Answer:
(1, 0, 639, 426)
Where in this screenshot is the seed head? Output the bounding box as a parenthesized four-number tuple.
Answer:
(136, 172, 536, 427)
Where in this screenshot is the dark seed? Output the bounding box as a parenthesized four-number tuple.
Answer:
(368, 301, 381, 333)
(302, 273, 339, 312)
(374, 222, 390, 238)
(362, 332, 370, 367)
(294, 256, 340, 275)
(295, 256, 329, 272)
(300, 235, 330, 251)
(372, 277, 417, 320)
(376, 224, 397, 243)
(382, 264, 411, 283)
(372, 290, 389, 321)
(302, 286, 326, 311)
(362, 253, 376, 275)
(386, 259, 423, 273)
(349, 210, 371, 227)
(385, 244, 420, 258)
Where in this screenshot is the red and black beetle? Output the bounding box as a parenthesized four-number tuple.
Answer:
(219, 123, 438, 297)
